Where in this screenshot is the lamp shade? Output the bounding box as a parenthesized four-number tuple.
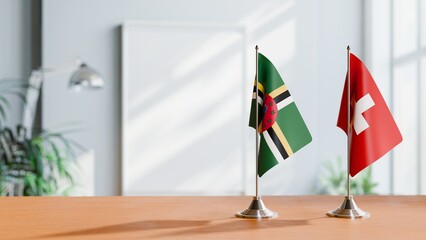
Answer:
(69, 63, 104, 90)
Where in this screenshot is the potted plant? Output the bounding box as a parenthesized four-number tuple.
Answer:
(0, 79, 80, 196)
(318, 156, 378, 195)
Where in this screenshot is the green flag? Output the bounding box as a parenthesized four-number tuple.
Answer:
(249, 53, 312, 177)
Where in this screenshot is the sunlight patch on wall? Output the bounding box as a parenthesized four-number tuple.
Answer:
(122, 23, 246, 195)
(257, 19, 295, 68)
(172, 32, 243, 79)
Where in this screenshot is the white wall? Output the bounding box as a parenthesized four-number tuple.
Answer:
(364, 0, 393, 194)
(365, 0, 426, 195)
(42, 0, 363, 195)
(315, 1, 364, 190)
(0, 0, 31, 127)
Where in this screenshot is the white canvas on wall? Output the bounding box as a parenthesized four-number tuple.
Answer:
(121, 21, 248, 195)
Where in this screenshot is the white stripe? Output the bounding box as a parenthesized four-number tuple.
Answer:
(252, 93, 264, 105)
(277, 96, 294, 110)
(263, 131, 285, 162)
(257, 96, 263, 105)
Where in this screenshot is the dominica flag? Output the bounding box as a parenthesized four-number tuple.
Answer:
(249, 53, 312, 177)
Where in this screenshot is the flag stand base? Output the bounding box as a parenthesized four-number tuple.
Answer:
(236, 196, 278, 219)
(327, 195, 370, 219)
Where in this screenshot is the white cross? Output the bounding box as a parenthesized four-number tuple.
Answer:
(353, 93, 375, 135)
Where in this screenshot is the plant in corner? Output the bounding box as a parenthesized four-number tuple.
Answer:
(0, 79, 81, 196)
(318, 156, 378, 195)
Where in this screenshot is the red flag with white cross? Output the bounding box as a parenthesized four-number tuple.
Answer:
(337, 53, 402, 177)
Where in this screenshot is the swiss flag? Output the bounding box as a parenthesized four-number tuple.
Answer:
(337, 53, 402, 177)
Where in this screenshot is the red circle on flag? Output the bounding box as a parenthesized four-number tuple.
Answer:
(261, 94, 278, 132)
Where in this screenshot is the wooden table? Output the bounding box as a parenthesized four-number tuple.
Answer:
(1, 196, 425, 239)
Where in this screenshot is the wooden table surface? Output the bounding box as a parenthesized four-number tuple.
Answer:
(1, 196, 426, 239)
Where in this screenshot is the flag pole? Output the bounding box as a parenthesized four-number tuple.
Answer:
(326, 46, 369, 219)
(346, 45, 351, 198)
(236, 45, 277, 219)
(255, 45, 259, 198)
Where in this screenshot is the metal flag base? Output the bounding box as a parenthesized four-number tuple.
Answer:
(327, 195, 370, 219)
(236, 196, 278, 219)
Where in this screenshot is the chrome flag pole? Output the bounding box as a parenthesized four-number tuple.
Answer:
(327, 46, 370, 219)
(236, 45, 277, 219)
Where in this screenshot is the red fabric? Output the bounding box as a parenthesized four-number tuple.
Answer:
(337, 53, 402, 177)
(261, 94, 278, 132)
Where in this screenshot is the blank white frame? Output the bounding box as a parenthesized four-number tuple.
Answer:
(121, 21, 249, 195)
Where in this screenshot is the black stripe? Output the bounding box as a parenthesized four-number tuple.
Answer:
(274, 90, 290, 104)
(267, 128, 289, 159)
(258, 90, 264, 99)
(258, 103, 264, 126)
(252, 86, 264, 99)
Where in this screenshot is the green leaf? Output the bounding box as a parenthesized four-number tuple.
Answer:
(24, 173, 37, 195)
(318, 157, 378, 195)
(0, 105, 6, 122)
(2, 91, 27, 104)
(0, 96, 11, 108)
(0, 123, 81, 196)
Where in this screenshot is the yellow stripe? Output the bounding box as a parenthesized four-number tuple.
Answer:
(254, 81, 265, 132)
(257, 82, 265, 94)
(269, 85, 287, 98)
(257, 121, 263, 133)
(271, 123, 293, 156)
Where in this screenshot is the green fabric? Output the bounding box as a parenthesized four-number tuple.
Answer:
(258, 136, 279, 176)
(277, 102, 312, 153)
